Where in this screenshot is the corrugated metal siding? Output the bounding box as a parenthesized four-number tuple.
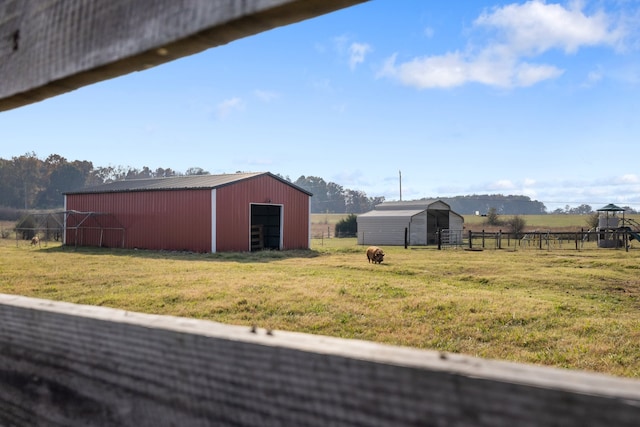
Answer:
(357, 214, 412, 246)
(449, 213, 464, 233)
(65, 190, 212, 252)
(215, 174, 310, 251)
(409, 211, 427, 245)
(358, 203, 465, 247)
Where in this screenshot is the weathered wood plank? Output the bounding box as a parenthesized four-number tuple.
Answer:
(0, 0, 368, 111)
(1, 294, 640, 426)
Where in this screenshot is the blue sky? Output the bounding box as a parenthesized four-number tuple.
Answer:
(2, 0, 640, 211)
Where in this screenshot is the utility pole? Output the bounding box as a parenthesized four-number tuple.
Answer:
(399, 170, 402, 201)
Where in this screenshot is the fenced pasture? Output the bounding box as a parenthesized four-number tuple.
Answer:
(462, 214, 603, 230)
(311, 213, 349, 238)
(463, 230, 638, 251)
(1, 235, 639, 378)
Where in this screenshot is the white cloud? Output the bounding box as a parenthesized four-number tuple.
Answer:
(216, 97, 244, 119)
(254, 90, 280, 102)
(424, 27, 435, 39)
(312, 78, 335, 94)
(474, 0, 622, 55)
(617, 174, 640, 184)
(332, 103, 347, 113)
(379, 52, 562, 89)
(492, 179, 517, 190)
(515, 62, 565, 86)
(379, 0, 623, 89)
(333, 35, 349, 53)
(332, 35, 372, 70)
(583, 68, 604, 87)
(349, 42, 372, 70)
(380, 52, 468, 89)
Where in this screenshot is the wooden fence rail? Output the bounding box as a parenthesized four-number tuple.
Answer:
(2, 294, 640, 426)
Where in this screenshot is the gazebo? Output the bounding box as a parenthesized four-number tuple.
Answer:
(596, 204, 626, 248)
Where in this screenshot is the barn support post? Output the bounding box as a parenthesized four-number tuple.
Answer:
(437, 228, 441, 250)
(404, 228, 408, 249)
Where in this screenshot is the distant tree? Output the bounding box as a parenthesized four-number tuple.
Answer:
(344, 190, 375, 213)
(506, 215, 527, 238)
(585, 212, 600, 230)
(185, 167, 209, 176)
(443, 194, 546, 215)
(274, 173, 292, 182)
(566, 204, 593, 215)
(36, 162, 87, 207)
(326, 182, 346, 213)
(486, 207, 501, 226)
(370, 196, 385, 208)
(154, 167, 177, 178)
(295, 176, 330, 213)
(335, 214, 357, 237)
(12, 152, 46, 209)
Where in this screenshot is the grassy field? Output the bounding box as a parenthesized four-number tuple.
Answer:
(1, 231, 639, 378)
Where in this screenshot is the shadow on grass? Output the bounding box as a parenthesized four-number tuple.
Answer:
(37, 244, 322, 263)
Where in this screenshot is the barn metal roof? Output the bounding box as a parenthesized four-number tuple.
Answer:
(65, 172, 313, 196)
(374, 199, 451, 210)
(357, 209, 425, 218)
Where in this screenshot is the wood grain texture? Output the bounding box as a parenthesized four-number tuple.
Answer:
(1, 294, 639, 426)
(0, 0, 368, 111)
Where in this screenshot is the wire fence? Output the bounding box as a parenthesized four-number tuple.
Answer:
(462, 229, 636, 251)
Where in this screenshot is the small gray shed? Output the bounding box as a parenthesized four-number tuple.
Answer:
(357, 200, 464, 246)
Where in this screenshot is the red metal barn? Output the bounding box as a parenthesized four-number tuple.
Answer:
(63, 172, 312, 253)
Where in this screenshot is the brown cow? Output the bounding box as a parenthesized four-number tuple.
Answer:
(31, 235, 40, 247)
(366, 246, 385, 264)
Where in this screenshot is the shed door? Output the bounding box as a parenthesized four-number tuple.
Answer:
(427, 209, 450, 244)
(250, 204, 282, 251)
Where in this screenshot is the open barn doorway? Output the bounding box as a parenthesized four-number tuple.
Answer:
(250, 204, 282, 251)
(427, 209, 450, 244)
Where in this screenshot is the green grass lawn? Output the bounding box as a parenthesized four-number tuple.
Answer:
(2, 236, 639, 378)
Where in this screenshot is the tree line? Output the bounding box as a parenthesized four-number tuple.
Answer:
(0, 153, 384, 217)
(0, 153, 205, 213)
(439, 194, 547, 215)
(3, 153, 634, 219)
